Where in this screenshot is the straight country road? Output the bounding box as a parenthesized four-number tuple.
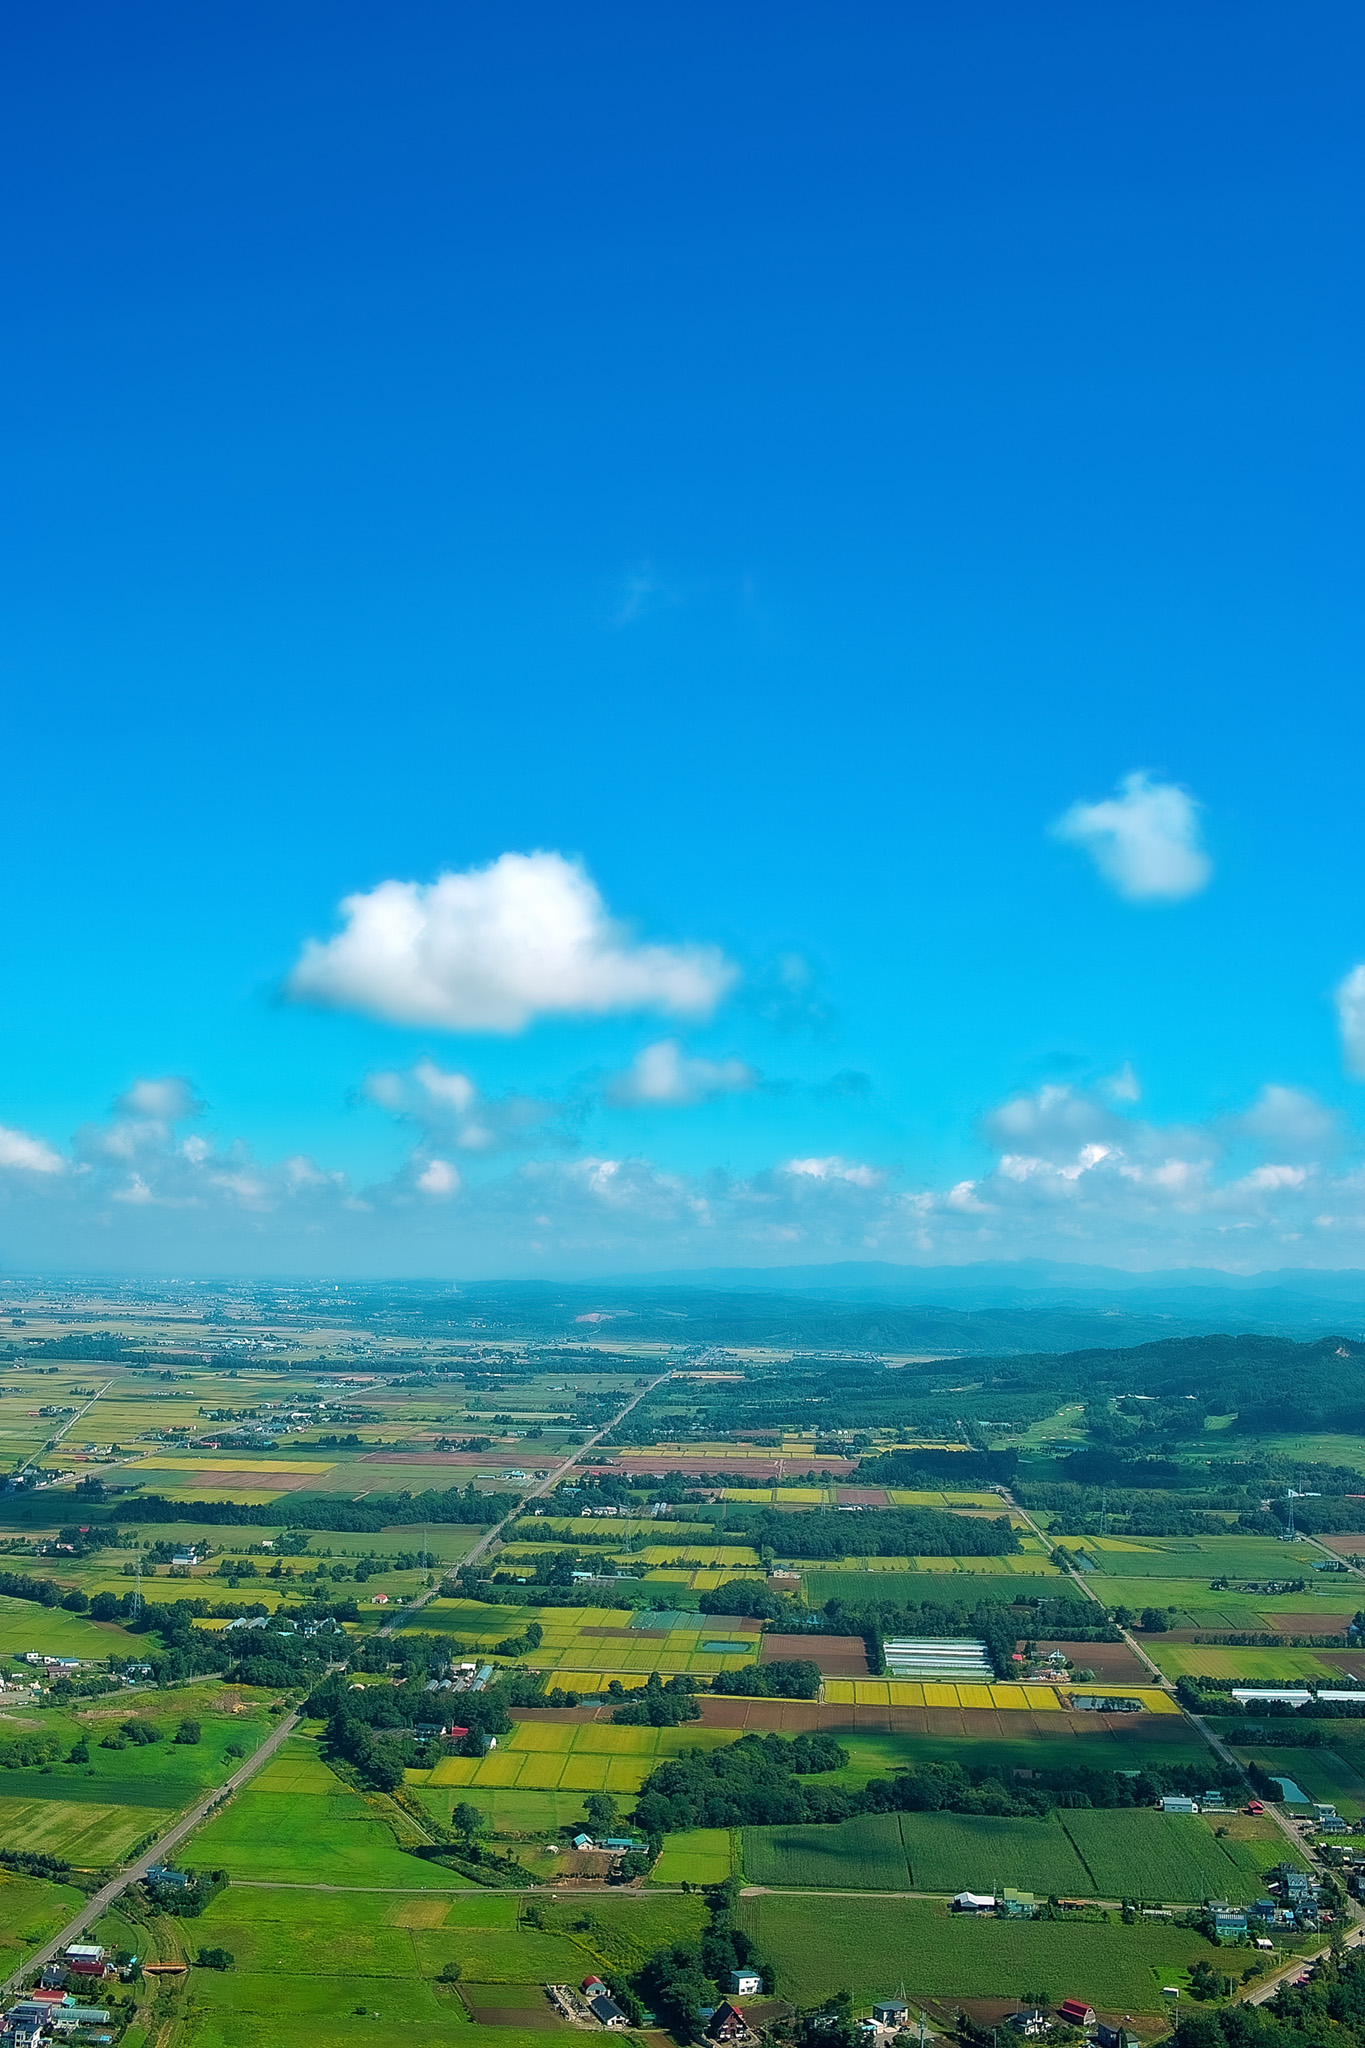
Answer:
(378, 1367, 674, 1636)
(2, 1708, 302, 1994)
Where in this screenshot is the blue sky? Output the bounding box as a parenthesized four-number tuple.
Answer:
(2, 1, 1363, 1275)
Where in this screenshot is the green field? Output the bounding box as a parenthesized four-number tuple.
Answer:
(651, 1827, 736, 1886)
(742, 1806, 1295, 1903)
(0, 1594, 139, 1657)
(0, 1869, 89, 1969)
(743, 1811, 912, 1888)
(0, 1792, 165, 1862)
(1086, 1576, 1350, 1629)
(803, 1572, 1067, 1608)
(186, 1734, 462, 1885)
(1144, 1642, 1345, 1681)
(1056, 1809, 1288, 1903)
(1086, 1537, 1327, 1579)
(738, 1893, 1233, 2010)
(900, 1812, 1093, 1896)
(154, 1882, 711, 2048)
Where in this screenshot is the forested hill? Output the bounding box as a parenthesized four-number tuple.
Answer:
(664, 1330, 1365, 1443)
(932, 1330, 1365, 1431)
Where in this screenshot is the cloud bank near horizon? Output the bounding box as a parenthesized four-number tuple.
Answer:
(5, 1069, 1365, 1277)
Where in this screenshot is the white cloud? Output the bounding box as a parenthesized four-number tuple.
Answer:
(1232, 1084, 1342, 1161)
(0, 1124, 64, 1174)
(1337, 966, 1365, 1077)
(363, 1058, 567, 1154)
(116, 1077, 203, 1121)
(607, 1040, 758, 1107)
(289, 852, 736, 1032)
(1103, 1061, 1141, 1103)
(782, 1156, 886, 1188)
(1053, 771, 1211, 901)
(9, 1061, 1365, 1276)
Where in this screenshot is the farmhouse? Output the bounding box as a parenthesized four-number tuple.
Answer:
(706, 2002, 754, 2043)
(873, 2001, 910, 2027)
(1000, 1890, 1036, 1918)
(1006, 2012, 1050, 2038)
(730, 1972, 763, 1995)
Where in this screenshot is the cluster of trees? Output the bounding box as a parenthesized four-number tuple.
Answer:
(720, 1505, 1020, 1559)
(120, 1481, 522, 1532)
(607, 1674, 703, 1725)
(307, 1665, 548, 1790)
(494, 1620, 544, 1656)
(856, 1447, 1018, 1489)
(698, 1581, 794, 1620)
(710, 1660, 822, 1700)
(632, 1731, 849, 1834)
(145, 1867, 228, 1917)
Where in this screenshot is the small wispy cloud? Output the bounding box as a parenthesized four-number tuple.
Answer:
(606, 1040, 759, 1108)
(613, 561, 677, 627)
(1337, 966, 1365, 1078)
(1053, 771, 1212, 901)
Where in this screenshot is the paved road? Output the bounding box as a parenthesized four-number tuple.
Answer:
(20, 1379, 114, 1480)
(378, 1368, 674, 1637)
(1, 1709, 301, 1994)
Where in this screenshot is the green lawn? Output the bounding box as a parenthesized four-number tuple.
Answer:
(803, 1573, 1066, 1608)
(741, 1806, 1287, 1905)
(738, 1894, 1231, 2010)
(1088, 1537, 1326, 1578)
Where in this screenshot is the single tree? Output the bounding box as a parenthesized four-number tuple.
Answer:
(453, 1803, 484, 1843)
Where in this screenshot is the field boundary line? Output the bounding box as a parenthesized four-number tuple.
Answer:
(1, 1708, 301, 1994)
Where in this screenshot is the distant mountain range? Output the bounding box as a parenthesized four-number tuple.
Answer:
(412, 1260, 1365, 1354)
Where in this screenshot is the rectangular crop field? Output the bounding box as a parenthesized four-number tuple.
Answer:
(898, 1812, 1094, 1895)
(0, 1794, 163, 1863)
(1056, 1809, 1287, 1903)
(651, 1828, 737, 1886)
(742, 1811, 911, 1888)
(737, 1893, 1227, 2010)
(1142, 1642, 1343, 1681)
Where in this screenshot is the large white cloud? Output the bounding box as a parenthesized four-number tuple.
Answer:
(607, 1040, 758, 1107)
(1053, 771, 1211, 901)
(289, 852, 737, 1032)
